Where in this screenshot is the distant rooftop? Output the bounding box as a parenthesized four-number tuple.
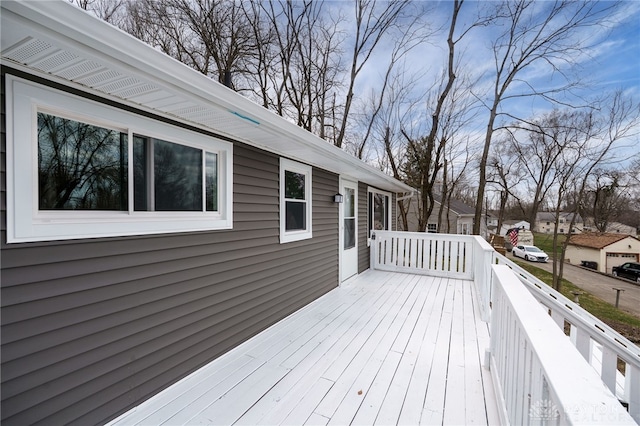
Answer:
(567, 232, 637, 249)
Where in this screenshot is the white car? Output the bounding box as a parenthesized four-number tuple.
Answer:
(512, 245, 549, 262)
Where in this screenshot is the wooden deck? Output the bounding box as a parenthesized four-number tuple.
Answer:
(108, 270, 501, 425)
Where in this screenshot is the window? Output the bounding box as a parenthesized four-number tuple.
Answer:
(427, 223, 438, 233)
(6, 76, 233, 243)
(280, 158, 312, 243)
(459, 223, 470, 235)
(368, 188, 391, 240)
(343, 187, 356, 250)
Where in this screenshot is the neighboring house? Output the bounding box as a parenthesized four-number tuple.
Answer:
(486, 214, 499, 236)
(400, 193, 486, 236)
(0, 2, 414, 425)
(499, 220, 530, 236)
(565, 233, 640, 274)
(535, 212, 584, 234)
(583, 220, 638, 237)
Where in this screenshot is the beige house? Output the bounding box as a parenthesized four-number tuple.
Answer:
(535, 212, 583, 234)
(565, 233, 640, 274)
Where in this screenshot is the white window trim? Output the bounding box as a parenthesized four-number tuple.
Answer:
(280, 158, 312, 243)
(5, 75, 233, 243)
(367, 187, 392, 245)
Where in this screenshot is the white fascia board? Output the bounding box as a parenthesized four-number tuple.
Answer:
(2, 0, 413, 194)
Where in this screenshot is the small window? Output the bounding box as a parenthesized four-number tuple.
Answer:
(368, 188, 391, 241)
(6, 76, 233, 243)
(280, 158, 312, 243)
(427, 223, 438, 233)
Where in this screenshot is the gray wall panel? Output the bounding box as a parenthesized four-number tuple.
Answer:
(1, 71, 339, 425)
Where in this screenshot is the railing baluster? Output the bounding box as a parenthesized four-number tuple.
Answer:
(601, 345, 618, 395)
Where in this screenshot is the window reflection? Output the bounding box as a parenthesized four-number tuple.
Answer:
(38, 112, 127, 210)
(37, 112, 220, 214)
(153, 139, 202, 211)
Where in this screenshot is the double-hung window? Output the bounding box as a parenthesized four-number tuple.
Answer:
(280, 158, 312, 243)
(368, 188, 391, 242)
(6, 76, 233, 243)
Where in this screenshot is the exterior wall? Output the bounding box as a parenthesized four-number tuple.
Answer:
(400, 197, 459, 233)
(536, 218, 584, 234)
(358, 182, 370, 273)
(565, 245, 601, 271)
(0, 71, 339, 425)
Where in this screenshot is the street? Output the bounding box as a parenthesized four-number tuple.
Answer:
(506, 252, 640, 319)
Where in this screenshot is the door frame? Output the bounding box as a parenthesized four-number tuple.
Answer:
(339, 177, 358, 282)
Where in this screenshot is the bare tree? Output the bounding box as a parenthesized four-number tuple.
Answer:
(396, 0, 486, 232)
(334, 0, 413, 148)
(71, 0, 124, 23)
(548, 92, 639, 291)
(472, 0, 619, 234)
(511, 109, 595, 231)
(487, 136, 524, 233)
(584, 169, 628, 232)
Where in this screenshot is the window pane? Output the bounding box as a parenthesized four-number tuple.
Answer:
(38, 112, 127, 210)
(285, 201, 306, 230)
(133, 136, 148, 211)
(154, 139, 202, 211)
(206, 152, 218, 212)
(285, 170, 305, 200)
(344, 218, 355, 249)
(345, 188, 355, 217)
(373, 193, 386, 230)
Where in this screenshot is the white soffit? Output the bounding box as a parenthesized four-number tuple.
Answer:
(1, 0, 413, 194)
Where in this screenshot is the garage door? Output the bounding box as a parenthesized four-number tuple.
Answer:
(606, 253, 639, 274)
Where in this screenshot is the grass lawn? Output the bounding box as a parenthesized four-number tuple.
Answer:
(533, 232, 566, 257)
(513, 259, 640, 343)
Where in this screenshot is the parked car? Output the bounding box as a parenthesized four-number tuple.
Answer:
(612, 262, 640, 283)
(512, 245, 549, 262)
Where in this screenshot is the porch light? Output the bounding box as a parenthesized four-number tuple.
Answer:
(334, 193, 344, 203)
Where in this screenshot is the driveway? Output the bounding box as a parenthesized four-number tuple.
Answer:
(506, 252, 640, 319)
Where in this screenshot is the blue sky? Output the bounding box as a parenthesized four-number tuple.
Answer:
(349, 0, 640, 163)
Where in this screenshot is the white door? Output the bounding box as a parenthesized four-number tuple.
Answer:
(340, 179, 358, 281)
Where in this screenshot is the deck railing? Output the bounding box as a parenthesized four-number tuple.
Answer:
(490, 265, 636, 425)
(493, 253, 640, 423)
(369, 231, 640, 424)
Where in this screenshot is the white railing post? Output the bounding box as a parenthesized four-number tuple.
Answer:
(489, 265, 636, 425)
(369, 232, 378, 270)
(471, 236, 495, 322)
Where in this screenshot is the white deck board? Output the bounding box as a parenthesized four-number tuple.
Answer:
(107, 270, 500, 426)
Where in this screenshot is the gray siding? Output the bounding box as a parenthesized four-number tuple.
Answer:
(358, 182, 370, 273)
(1, 72, 339, 425)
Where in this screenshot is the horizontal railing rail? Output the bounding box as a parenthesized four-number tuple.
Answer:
(490, 265, 636, 425)
(493, 253, 640, 423)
